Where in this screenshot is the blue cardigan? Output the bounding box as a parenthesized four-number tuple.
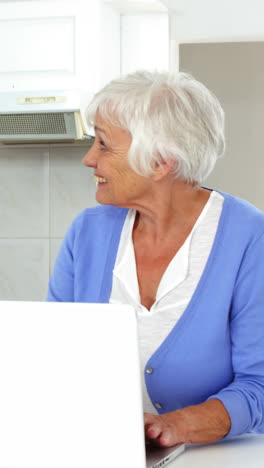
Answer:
(47, 191, 264, 438)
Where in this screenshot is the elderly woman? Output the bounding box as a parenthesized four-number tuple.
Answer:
(47, 70, 264, 446)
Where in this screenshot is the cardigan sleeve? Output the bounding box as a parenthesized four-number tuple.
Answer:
(208, 232, 264, 437)
(46, 205, 127, 303)
(46, 213, 83, 302)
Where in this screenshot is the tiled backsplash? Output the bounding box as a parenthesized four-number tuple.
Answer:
(0, 142, 96, 301)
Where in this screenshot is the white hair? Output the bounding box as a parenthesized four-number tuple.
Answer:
(86, 70, 225, 184)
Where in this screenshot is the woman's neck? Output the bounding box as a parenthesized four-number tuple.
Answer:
(132, 181, 211, 243)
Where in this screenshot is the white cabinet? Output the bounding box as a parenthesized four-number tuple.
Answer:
(121, 13, 169, 75)
(0, 0, 120, 93)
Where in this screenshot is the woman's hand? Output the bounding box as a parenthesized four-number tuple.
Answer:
(144, 398, 231, 446)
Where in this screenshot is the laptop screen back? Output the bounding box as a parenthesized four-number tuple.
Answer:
(0, 301, 146, 468)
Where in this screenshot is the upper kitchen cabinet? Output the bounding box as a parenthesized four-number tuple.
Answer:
(104, 0, 169, 74)
(0, 0, 120, 94)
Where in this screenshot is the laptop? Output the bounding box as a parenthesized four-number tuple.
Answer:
(0, 301, 184, 468)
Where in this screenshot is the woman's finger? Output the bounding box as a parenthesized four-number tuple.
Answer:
(145, 423, 162, 439)
(159, 429, 173, 447)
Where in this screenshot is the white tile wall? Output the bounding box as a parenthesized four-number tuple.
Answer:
(50, 145, 97, 237)
(0, 147, 49, 238)
(0, 141, 96, 301)
(0, 239, 49, 301)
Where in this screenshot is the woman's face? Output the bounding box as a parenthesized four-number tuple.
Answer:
(82, 114, 151, 208)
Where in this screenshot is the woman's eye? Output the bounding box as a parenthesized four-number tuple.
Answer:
(99, 139, 107, 150)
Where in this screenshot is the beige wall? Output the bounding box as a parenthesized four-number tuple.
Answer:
(179, 42, 264, 211)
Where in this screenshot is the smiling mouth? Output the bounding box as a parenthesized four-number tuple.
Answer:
(94, 176, 108, 184)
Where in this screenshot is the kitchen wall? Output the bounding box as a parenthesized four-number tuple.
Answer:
(0, 142, 96, 301)
(0, 1, 169, 301)
(0, 0, 120, 301)
(2, 0, 264, 301)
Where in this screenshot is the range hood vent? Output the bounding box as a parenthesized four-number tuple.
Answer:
(0, 90, 91, 144)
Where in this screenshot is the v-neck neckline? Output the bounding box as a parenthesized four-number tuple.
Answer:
(145, 189, 232, 363)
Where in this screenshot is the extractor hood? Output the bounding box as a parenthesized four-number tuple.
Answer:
(0, 89, 92, 144)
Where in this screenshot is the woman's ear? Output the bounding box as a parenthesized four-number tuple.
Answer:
(152, 158, 174, 181)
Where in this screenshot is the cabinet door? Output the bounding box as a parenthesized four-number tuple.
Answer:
(0, 0, 120, 93)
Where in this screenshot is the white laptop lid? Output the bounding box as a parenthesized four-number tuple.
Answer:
(0, 301, 146, 468)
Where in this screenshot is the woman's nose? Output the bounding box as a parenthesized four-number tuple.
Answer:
(82, 146, 97, 168)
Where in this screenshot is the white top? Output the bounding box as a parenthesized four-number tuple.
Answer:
(110, 190, 224, 413)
